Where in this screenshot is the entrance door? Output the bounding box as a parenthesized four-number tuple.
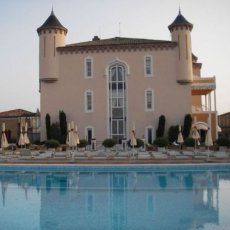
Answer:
(87, 128, 92, 145)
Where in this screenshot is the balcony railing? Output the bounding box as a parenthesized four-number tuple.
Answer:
(191, 76, 216, 95)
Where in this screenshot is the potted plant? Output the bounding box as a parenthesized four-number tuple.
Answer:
(127, 138, 144, 149)
(184, 137, 195, 151)
(77, 139, 88, 151)
(153, 137, 168, 151)
(45, 139, 60, 150)
(102, 138, 116, 151)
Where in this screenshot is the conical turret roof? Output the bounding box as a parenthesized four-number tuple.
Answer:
(168, 10, 193, 31)
(37, 10, 67, 34)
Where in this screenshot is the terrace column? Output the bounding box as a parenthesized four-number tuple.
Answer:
(208, 93, 212, 132)
(214, 89, 217, 111)
(205, 95, 207, 111)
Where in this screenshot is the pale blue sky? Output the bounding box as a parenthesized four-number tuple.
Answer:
(0, 0, 229, 114)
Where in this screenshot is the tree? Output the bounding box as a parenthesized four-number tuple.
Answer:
(59, 110, 67, 144)
(45, 113, 51, 140)
(59, 110, 67, 136)
(183, 114, 192, 139)
(156, 115, 166, 138)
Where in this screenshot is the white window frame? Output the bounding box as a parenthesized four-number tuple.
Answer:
(84, 57, 93, 78)
(85, 90, 93, 112)
(145, 89, 154, 111)
(144, 55, 153, 77)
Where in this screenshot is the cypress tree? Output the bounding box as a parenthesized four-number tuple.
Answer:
(45, 113, 51, 140)
(183, 114, 192, 139)
(156, 115, 166, 138)
(59, 110, 67, 136)
(59, 110, 67, 144)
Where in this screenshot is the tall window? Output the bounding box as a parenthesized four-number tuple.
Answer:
(85, 57, 93, 78)
(85, 90, 93, 112)
(108, 63, 127, 142)
(144, 55, 153, 76)
(145, 89, 154, 111)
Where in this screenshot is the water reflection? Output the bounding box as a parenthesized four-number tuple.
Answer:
(0, 169, 230, 230)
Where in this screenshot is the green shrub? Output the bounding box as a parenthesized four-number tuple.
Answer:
(153, 137, 169, 147)
(127, 138, 144, 148)
(77, 139, 88, 148)
(216, 137, 230, 147)
(184, 137, 195, 147)
(102, 138, 116, 148)
(45, 139, 60, 149)
(168, 125, 179, 143)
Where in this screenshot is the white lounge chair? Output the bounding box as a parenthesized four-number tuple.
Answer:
(53, 151, 70, 159)
(73, 151, 87, 159)
(114, 152, 130, 159)
(214, 152, 229, 158)
(152, 152, 168, 159)
(137, 152, 151, 159)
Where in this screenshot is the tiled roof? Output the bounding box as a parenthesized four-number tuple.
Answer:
(0, 109, 36, 118)
(57, 37, 176, 52)
(68, 37, 173, 46)
(37, 10, 67, 34)
(168, 10, 193, 31)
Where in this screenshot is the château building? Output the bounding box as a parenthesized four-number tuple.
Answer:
(37, 10, 218, 143)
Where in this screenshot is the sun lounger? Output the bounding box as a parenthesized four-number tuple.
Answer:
(182, 151, 194, 156)
(53, 152, 71, 159)
(18, 149, 32, 159)
(167, 150, 181, 157)
(114, 152, 130, 159)
(152, 152, 168, 159)
(214, 152, 229, 158)
(193, 154, 207, 159)
(20, 149, 31, 156)
(73, 151, 87, 159)
(138, 152, 151, 159)
(91, 151, 109, 160)
(175, 155, 190, 159)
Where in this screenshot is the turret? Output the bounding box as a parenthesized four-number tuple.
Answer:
(168, 10, 193, 84)
(37, 10, 67, 82)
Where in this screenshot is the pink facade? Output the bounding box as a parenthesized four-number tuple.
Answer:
(37, 10, 217, 143)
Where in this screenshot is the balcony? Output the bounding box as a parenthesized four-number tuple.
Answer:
(191, 76, 216, 95)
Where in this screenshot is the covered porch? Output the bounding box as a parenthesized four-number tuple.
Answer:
(191, 76, 218, 141)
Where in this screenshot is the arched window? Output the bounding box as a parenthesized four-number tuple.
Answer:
(108, 63, 127, 142)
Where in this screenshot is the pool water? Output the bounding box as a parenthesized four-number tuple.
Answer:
(0, 165, 230, 230)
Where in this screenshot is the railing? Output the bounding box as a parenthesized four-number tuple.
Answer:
(192, 76, 215, 84)
(192, 76, 216, 90)
(192, 105, 217, 113)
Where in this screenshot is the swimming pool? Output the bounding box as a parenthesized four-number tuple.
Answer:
(0, 164, 230, 230)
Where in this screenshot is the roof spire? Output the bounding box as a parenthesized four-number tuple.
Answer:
(168, 9, 193, 32)
(179, 4, 181, 15)
(51, 5, 54, 15)
(37, 8, 68, 34)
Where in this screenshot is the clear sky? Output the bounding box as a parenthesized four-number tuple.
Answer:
(0, 0, 229, 115)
